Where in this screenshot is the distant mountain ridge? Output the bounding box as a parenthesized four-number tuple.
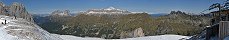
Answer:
(50, 10, 70, 16)
(78, 7, 145, 15)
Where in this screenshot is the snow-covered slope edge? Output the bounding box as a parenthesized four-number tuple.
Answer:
(0, 15, 62, 40)
(53, 34, 189, 40)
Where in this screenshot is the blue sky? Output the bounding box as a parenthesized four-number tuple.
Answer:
(0, 0, 224, 14)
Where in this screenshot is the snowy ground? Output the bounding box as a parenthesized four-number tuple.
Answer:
(55, 34, 189, 40)
(122, 35, 189, 40)
(0, 15, 62, 40)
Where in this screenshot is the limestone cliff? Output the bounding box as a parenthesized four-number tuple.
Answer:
(0, 2, 33, 22)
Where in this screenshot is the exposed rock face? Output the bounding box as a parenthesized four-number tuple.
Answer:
(0, 2, 4, 14)
(120, 27, 145, 38)
(51, 10, 70, 16)
(0, 2, 33, 22)
(0, 2, 7, 15)
(133, 27, 145, 37)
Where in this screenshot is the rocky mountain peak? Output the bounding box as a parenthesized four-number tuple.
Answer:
(0, 2, 4, 7)
(10, 2, 26, 14)
(0, 2, 34, 22)
(166, 11, 189, 18)
(103, 7, 118, 10)
(12, 2, 23, 6)
(0, 2, 5, 14)
(169, 11, 187, 15)
(51, 10, 70, 16)
(10, 2, 26, 12)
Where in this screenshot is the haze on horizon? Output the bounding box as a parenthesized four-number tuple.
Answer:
(0, 0, 223, 14)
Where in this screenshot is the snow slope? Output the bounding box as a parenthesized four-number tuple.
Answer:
(56, 34, 189, 40)
(0, 15, 62, 40)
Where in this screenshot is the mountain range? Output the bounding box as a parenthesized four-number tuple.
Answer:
(33, 7, 211, 39)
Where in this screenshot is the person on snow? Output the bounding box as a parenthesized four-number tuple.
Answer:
(4, 20, 6, 24)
